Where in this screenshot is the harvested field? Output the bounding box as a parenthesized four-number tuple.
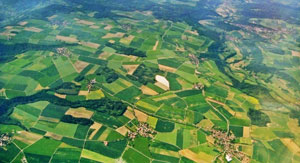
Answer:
(153, 40, 159, 50)
(24, 27, 43, 32)
(185, 30, 199, 36)
(5, 26, 13, 29)
(47, 15, 57, 20)
(65, 107, 94, 119)
(98, 51, 112, 59)
(120, 35, 135, 45)
(140, 85, 158, 95)
(80, 41, 100, 49)
(179, 149, 214, 163)
(14, 131, 43, 145)
(79, 90, 89, 96)
(116, 126, 129, 136)
(56, 35, 78, 43)
(123, 107, 135, 120)
(176, 44, 185, 52)
(45, 132, 63, 140)
(108, 40, 115, 44)
(89, 122, 102, 139)
(158, 64, 177, 73)
(76, 19, 95, 26)
(104, 24, 113, 30)
(206, 135, 215, 144)
(206, 98, 225, 106)
(35, 84, 46, 91)
(102, 32, 125, 39)
(134, 109, 148, 122)
(74, 60, 89, 73)
(54, 93, 66, 99)
(292, 51, 300, 57)
(123, 64, 139, 75)
(39, 116, 60, 123)
(89, 25, 100, 29)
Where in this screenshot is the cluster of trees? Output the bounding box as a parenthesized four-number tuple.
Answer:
(247, 108, 271, 126)
(0, 43, 61, 63)
(0, 89, 127, 120)
(290, 110, 300, 126)
(61, 115, 93, 126)
(106, 42, 146, 57)
(95, 66, 119, 83)
(54, 82, 81, 95)
(127, 64, 162, 85)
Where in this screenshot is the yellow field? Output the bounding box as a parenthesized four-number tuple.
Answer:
(136, 100, 160, 113)
(251, 126, 277, 140)
(197, 119, 214, 130)
(147, 116, 158, 128)
(81, 149, 115, 163)
(281, 138, 300, 155)
(179, 149, 215, 163)
(150, 147, 180, 157)
(243, 126, 250, 138)
(152, 93, 177, 101)
(288, 119, 300, 145)
(203, 110, 221, 121)
(86, 90, 105, 100)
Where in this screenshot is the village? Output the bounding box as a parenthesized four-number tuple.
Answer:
(209, 128, 250, 162)
(0, 133, 12, 148)
(128, 122, 156, 140)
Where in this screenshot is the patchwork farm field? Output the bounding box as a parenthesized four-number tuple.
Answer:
(0, 0, 300, 162)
